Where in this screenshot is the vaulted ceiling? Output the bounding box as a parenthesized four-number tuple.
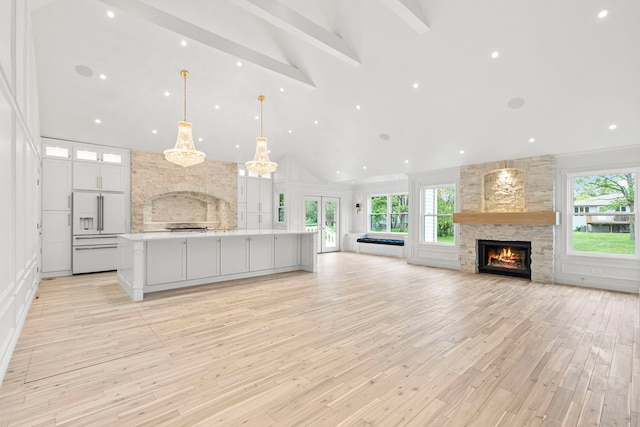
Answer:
(30, 0, 640, 183)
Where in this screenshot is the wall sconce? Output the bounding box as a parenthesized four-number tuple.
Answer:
(355, 203, 361, 214)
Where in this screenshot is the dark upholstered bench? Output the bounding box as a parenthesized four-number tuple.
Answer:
(356, 237, 405, 246)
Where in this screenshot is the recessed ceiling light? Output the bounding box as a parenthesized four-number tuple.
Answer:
(254, 115, 259, 120)
(280, 88, 284, 92)
(152, 129, 157, 134)
(99, 74, 106, 80)
(314, 120, 319, 124)
(214, 105, 220, 109)
(491, 51, 500, 59)
(336, 171, 340, 174)
(288, 130, 292, 134)
(362, 166, 367, 170)
(236, 61, 242, 67)
(235, 144, 240, 148)
(529, 138, 535, 143)
(94, 118, 101, 124)
(459, 150, 465, 154)
(608, 123, 617, 130)
(267, 150, 271, 154)
(164, 91, 170, 97)
(356, 105, 361, 110)
(598, 10, 609, 18)
(106, 10, 114, 18)
(181, 40, 187, 47)
(198, 137, 203, 142)
(412, 82, 419, 89)
(404, 160, 409, 163)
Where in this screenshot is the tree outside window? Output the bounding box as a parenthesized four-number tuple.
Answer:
(277, 193, 285, 222)
(369, 194, 408, 233)
(423, 186, 455, 244)
(571, 172, 636, 255)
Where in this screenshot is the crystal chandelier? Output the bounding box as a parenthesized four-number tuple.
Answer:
(246, 95, 277, 175)
(164, 70, 206, 167)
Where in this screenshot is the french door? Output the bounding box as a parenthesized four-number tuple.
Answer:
(304, 196, 339, 253)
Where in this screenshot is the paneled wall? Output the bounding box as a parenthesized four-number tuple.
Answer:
(0, 0, 42, 385)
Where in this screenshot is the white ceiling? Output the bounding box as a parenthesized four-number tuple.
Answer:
(30, 0, 640, 183)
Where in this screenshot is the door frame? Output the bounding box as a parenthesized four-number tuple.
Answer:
(304, 196, 340, 253)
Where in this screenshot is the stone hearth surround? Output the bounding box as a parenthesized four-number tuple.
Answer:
(458, 155, 555, 283)
(131, 151, 237, 233)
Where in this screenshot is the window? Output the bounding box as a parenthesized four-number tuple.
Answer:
(44, 145, 69, 158)
(422, 186, 455, 244)
(369, 194, 408, 233)
(570, 171, 636, 256)
(276, 192, 285, 222)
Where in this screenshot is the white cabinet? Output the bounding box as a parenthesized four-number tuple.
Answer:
(220, 236, 249, 275)
(146, 239, 187, 285)
(245, 177, 272, 229)
(249, 235, 274, 271)
(73, 162, 125, 192)
(42, 156, 72, 275)
(42, 159, 72, 210)
(237, 203, 246, 229)
(41, 211, 71, 273)
(275, 234, 298, 268)
(187, 237, 220, 280)
(237, 175, 247, 203)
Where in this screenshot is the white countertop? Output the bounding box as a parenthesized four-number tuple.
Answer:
(118, 229, 317, 241)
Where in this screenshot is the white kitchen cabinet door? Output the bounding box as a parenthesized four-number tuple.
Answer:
(259, 179, 273, 214)
(146, 239, 186, 285)
(220, 236, 248, 275)
(246, 212, 260, 230)
(41, 211, 71, 272)
(274, 234, 298, 268)
(249, 234, 274, 271)
(100, 164, 125, 192)
(237, 203, 246, 229)
(246, 177, 260, 212)
(73, 162, 124, 192)
(73, 161, 101, 190)
(42, 158, 71, 211)
(187, 237, 220, 280)
(237, 176, 246, 203)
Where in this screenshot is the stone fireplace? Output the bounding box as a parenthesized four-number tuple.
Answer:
(130, 151, 238, 233)
(457, 155, 556, 283)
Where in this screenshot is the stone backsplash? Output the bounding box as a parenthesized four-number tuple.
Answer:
(131, 151, 237, 233)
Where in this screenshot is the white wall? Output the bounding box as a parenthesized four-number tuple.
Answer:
(0, 0, 42, 385)
(555, 145, 640, 293)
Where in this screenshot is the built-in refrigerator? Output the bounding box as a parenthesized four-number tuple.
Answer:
(72, 191, 126, 274)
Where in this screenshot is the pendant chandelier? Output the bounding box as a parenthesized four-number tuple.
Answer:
(246, 95, 277, 175)
(164, 70, 206, 167)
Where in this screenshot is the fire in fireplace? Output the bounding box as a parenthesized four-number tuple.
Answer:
(477, 240, 531, 280)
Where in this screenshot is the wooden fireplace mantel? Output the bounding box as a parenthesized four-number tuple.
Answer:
(453, 211, 560, 225)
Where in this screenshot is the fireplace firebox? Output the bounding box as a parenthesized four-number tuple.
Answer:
(477, 240, 531, 280)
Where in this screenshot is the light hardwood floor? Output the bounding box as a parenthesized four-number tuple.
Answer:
(1, 252, 638, 426)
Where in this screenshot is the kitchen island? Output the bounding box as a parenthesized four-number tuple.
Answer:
(117, 230, 317, 301)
